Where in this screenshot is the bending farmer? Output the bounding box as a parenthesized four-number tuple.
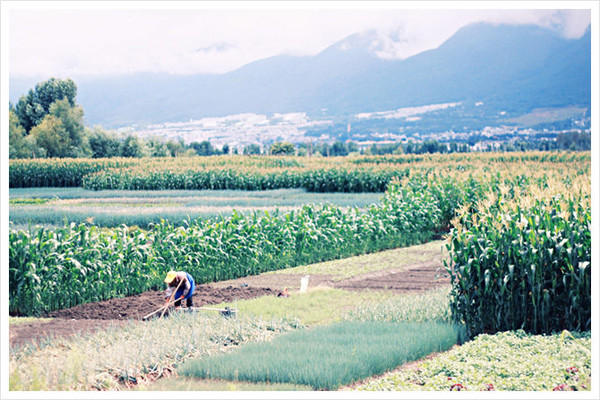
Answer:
(164, 271, 195, 309)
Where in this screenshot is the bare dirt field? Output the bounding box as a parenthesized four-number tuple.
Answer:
(209, 260, 449, 293)
(9, 285, 274, 348)
(10, 256, 449, 349)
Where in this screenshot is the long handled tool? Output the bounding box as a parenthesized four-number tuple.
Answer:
(160, 278, 184, 318)
(142, 297, 180, 320)
(142, 279, 184, 320)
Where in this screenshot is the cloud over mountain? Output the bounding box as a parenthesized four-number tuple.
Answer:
(10, 22, 591, 130)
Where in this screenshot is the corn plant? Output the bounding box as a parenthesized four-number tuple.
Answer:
(445, 195, 591, 337)
(9, 158, 136, 188)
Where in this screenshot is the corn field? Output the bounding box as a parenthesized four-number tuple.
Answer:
(8, 152, 591, 337)
(444, 171, 591, 337)
(9, 152, 590, 192)
(9, 158, 137, 188)
(9, 177, 450, 315)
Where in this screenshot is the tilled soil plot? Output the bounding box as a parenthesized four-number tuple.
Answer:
(10, 285, 274, 348)
(334, 261, 450, 292)
(210, 261, 450, 293)
(11, 260, 449, 349)
(45, 285, 274, 320)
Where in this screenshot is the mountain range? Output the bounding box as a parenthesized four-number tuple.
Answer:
(10, 22, 591, 130)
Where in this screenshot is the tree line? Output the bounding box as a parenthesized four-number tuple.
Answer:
(9, 78, 591, 159)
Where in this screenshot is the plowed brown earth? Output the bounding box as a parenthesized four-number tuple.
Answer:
(334, 261, 450, 292)
(10, 261, 449, 349)
(9, 285, 273, 348)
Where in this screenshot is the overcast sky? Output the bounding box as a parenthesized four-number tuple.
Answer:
(7, 4, 592, 79)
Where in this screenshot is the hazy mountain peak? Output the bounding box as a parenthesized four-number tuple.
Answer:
(329, 27, 441, 61)
(336, 30, 381, 51)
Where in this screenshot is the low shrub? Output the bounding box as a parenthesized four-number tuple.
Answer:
(356, 330, 591, 391)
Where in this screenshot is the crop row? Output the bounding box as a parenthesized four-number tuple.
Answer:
(9, 152, 590, 192)
(9, 158, 137, 188)
(351, 152, 590, 165)
(9, 158, 592, 337)
(9, 176, 455, 315)
(81, 168, 411, 192)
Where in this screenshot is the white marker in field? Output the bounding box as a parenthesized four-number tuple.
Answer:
(300, 275, 310, 293)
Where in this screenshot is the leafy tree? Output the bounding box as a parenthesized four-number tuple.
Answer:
(29, 115, 71, 157)
(222, 143, 230, 155)
(270, 141, 295, 155)
(9, 110, 33, 158)
(182, 148, 198, 157)
(297, 142, 317, 156)
(243, 144, 262, 155)
(370, 142, 400, 155)
(120, 135, 148, 157)
(316, 143, 331, 157)
(331, 141, 349, 156)
(147, 137, 170, 157)
(15, 78, 77, 133)
(87, 127, 121, 158)
(49, 98, 87, 155)
(166, 139, 186, 157)
(190, 140, 218, 156)
(347, 141, 359, 153)
(422, 140, 442, 154)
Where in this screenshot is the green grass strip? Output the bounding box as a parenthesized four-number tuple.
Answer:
(213, 288, 397, 326)
(135, 377, 312, 391)
(344, 287, 452, 324)
(179, 321, 463, 390)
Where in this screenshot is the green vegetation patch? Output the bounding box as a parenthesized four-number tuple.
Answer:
(356, 330, 591, 391)
(9, 198, 49, 205)
(213, 288, 396, 326)
(9, 188, 382, 229)
(8, 316, 53, 325)
(9, 180, 440, 316)
(269, 240, 447, 281)
(447, 195, 591, 337)
(344, 287, 452, 324)
(9, 313, 299, 391)
(136, 377, 311, 391)
(179, 321, 463, 390)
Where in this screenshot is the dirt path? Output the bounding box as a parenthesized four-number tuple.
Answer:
(10, 250, 450, 349)
(209, 260, 450, 292)
(334, 260, 449, 292)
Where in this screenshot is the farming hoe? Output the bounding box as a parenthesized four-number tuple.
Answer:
(142, 303, 238, 320)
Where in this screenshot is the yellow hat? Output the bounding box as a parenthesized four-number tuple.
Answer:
(164, 271, 177, 283)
